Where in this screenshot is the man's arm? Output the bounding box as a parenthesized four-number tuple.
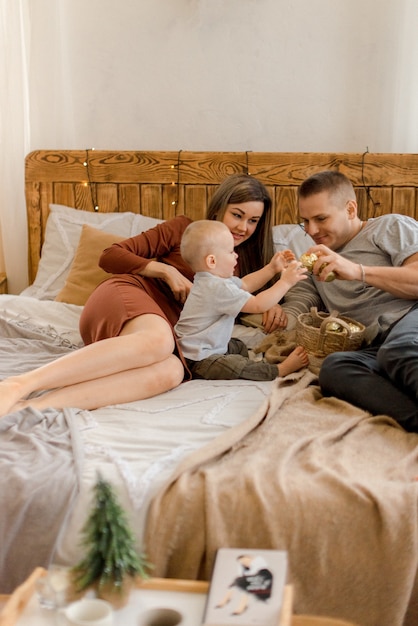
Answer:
(280, 279, 323, 330)
(357, 253, 418, 300)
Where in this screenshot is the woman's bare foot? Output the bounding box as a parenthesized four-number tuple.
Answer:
(277, 346, 309, 377)
(0, 378, 27, 417)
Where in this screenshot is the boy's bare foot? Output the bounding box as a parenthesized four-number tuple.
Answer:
(277, 346, 309, 377)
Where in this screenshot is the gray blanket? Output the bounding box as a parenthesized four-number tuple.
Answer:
(0, 318, 83, 593)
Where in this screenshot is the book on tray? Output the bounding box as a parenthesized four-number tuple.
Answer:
(202, 548, 288, 626)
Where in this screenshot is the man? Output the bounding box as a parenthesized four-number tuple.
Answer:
(282, 170, 418, 431)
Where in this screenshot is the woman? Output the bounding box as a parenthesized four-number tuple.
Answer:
(0, 174, 287, 416)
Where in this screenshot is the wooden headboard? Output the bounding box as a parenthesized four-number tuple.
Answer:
(25, 150, 418, 284)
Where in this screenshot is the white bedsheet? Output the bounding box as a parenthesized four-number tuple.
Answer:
(0, 294, 271, 575)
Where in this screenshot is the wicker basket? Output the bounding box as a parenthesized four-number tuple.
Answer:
(296, 307, 366, 358)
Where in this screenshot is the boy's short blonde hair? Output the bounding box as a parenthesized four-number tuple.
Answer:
(181, 220, 230, 270)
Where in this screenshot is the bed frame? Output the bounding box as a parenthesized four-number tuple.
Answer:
(25, 150, 418, 283)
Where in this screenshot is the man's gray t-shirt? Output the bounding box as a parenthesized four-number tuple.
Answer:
(283, 214, 418, 336)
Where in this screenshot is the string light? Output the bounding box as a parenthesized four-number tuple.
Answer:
(78, 149, 376, 219)
(83, 148, 99, 211)
(170, 149, 182, 208)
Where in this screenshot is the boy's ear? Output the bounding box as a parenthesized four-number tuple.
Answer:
(206, 254, 216, 269)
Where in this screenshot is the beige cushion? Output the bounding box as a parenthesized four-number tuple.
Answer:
(55, 224, 125, 306)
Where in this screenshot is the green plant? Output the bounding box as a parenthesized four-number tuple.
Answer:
(71, 475, 151, 595)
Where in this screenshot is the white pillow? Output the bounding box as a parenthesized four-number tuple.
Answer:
(272, 224, 314, 258)
(22, 204, 163, 300)
(131, 212, 164, 234)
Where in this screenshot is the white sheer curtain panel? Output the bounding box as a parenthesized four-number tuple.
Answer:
(0, 0, 30, 293)
(392, 0, 418, 151)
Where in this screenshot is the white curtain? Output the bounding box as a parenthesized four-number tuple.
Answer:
(391, 0, 418, 151)
(0, 0, 30, 294)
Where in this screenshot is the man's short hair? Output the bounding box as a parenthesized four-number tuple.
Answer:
(298, 170, 356, 203)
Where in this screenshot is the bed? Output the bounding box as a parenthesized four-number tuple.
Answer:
(1, 150, 418, 626)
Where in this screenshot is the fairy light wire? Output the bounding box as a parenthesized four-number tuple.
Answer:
(170, 149, 182, 210)
(83, 148, 99, 211)
(245, 151, 252, 175)
(361, 147, 379, 213)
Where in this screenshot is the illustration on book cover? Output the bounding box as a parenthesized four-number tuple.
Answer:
(203, 548, 288, 626)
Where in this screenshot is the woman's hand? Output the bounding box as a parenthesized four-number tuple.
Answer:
(162, 266, 193, 303)
(142, 261, 192, 303)
(262, 304, 288, 333)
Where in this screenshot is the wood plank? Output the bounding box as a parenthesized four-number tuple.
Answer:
(141, 185, 163, 219)
(25, 151, 86, 183)
(355, 188, 368, 222)
(39, 183, 53, 227)
(366, 188, 393, 218)
(162, 184, 180, 221)
(53, 183, 75, 209)
(95, 184, 119, 213)
(183, 185, 208, 221)
(25, 150, 193, 184)
(392, 188, 416, 218)
(118, 184, 141, 214)
(179, 152, 248, 183)
(274, 186, 299, 224)
(26, 151, 418, 187)
(25, 182, 42, 284)
(74, 183, 98, 212)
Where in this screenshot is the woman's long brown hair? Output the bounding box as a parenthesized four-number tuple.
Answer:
(206, 174, 274, 277)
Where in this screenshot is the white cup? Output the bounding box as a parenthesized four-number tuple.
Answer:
(62, 598, 114, 626)
(138, 607, 183, 626)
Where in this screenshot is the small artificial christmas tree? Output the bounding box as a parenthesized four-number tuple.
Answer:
(71, 474, 151, 607)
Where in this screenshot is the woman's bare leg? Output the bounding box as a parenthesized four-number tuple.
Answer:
(18, 354, 184, 411)
(0, 314, 183, 416)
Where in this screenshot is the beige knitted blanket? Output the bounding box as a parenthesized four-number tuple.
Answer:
(144, 371, 418, 626)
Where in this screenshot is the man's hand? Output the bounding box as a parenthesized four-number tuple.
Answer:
(307, 245, 361, 281)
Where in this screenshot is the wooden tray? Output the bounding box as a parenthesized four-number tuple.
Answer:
(0, 568, 293, 626)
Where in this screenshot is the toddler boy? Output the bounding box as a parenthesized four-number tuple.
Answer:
(175, 220, 309, 380)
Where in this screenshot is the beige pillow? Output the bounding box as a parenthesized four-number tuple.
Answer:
(55, 224, 125, 306)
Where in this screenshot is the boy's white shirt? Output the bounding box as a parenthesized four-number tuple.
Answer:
(174, 272, 251, 361)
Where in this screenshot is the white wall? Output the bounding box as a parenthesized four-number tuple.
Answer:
(2, 0, 417, 294)
(28, 0, 418, 153)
